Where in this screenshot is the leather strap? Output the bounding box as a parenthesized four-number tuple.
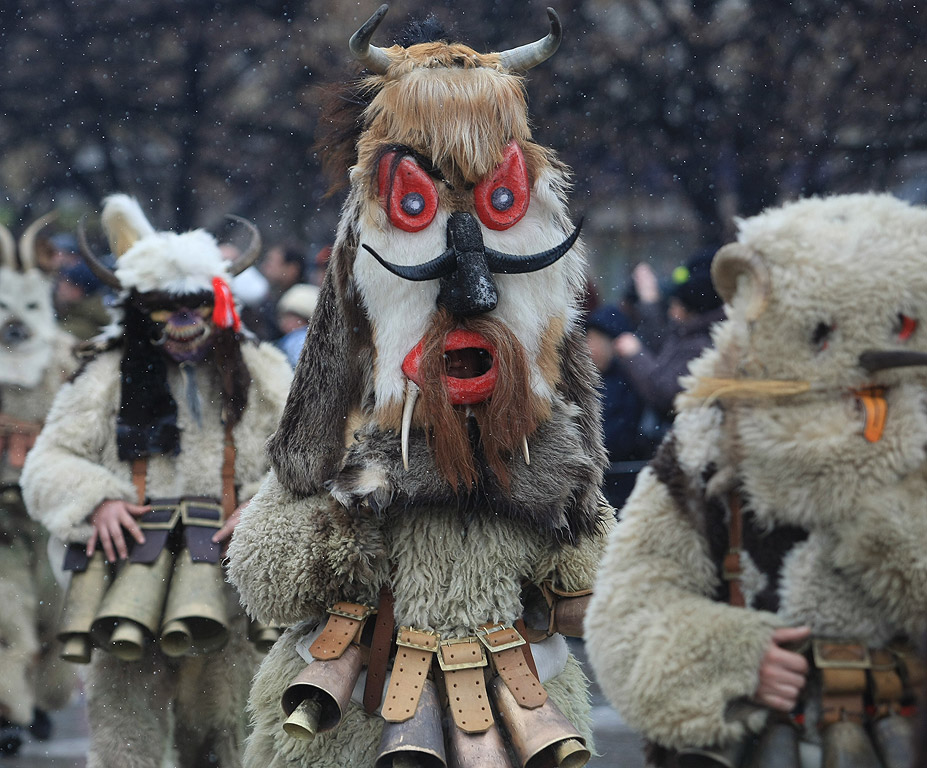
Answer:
(439, 639, 492, 733)
(221, 423, 237, 519)
(514, 618, 540, 679)
(131, 458, 148, 504)
(723, 491, 745, 608)
(364, 585, 395, 714)
(478, 622, 547, 709)
(869, 649, 904, 715)
(382, 627, 438, 722)
(309, 602, 372, 661)
(814, 640, 869, 727)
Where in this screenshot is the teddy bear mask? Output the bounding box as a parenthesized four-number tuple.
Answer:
(269, 5, 606, 541)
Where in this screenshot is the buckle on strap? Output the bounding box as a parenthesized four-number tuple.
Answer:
(476, 622, 526, 653)
(328, 602, 376, 621)
(437, 637, 487, 671)
(812, 638, 872, 670)
(139, 504, 182, 531)
(396, 626, 439, 653)
(180, 500, 223, 528)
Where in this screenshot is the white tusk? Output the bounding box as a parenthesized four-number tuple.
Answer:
(521, 435, 530, 465)
(402, 380, 420, 471)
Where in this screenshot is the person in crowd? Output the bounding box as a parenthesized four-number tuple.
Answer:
(22, 195, 292, 768)
(251, 241, 308, 340)
(54, 260, 110, 341)
(274, 283, 319, 367)
(613, 247, 725, 424)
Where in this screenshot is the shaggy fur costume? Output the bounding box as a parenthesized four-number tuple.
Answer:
(584, 194, 927, 759)
(227, 9, 611, 768)
(22, 337, 293, 768)
(0, 248, 79, 737)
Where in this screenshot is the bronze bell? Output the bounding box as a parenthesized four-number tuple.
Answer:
(57, 550, 109, 664)
(743, 719, 800, 768)
(821, 721, 883, 768)
(870, 713, 914, 768)
(446, 714, 514, 768)
(159, 552, 229, 656)
(490, 676, 590, 768)
(248, 619, 281, 654)
(280, 643, 364, 739)
(375, 677, 447, 768)
(90, 547, 174, 661)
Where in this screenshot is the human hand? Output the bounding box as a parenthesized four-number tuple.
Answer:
(212, 501, 248, 552)
(753, 626, 811, 712)
(87, 499, 152, 562)
(632, 263, 660, 304)
(614, 332, 643, 358)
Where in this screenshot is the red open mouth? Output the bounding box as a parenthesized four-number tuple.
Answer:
(402, 329, 498, 405)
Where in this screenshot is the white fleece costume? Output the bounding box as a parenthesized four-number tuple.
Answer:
(585, 194, 927, 763)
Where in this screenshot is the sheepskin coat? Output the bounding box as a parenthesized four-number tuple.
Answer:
(585, 194, 927, 757)
(20, 339, 293, 768)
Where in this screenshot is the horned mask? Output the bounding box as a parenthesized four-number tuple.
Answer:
(0, 214, 59, 388)
(80, 194, 260, 460)
(270, 6, 606, 540)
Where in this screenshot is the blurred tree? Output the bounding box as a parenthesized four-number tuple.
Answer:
(0, 0, 924, 253)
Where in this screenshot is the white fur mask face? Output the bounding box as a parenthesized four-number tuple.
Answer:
(0, 267, 57, 388)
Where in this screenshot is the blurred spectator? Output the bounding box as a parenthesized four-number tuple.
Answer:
(54, 261, 110, 340)
(275, 284, 319, 367)
(614, 247, 724, 424)
(585, 305, 646, 462)
(248, 242, 309, 340)
(307, 245, 331, 287)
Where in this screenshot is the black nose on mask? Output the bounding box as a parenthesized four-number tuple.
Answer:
(436, 212, 499, 317)
(1, 320, 31, 345)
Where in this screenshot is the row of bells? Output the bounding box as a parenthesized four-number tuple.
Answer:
(280, 642, 591, 768)
(56, 547, 276, 662)
(677, 714, 915, 768)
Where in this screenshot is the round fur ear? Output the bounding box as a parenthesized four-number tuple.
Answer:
(710, 242, 770, 322)
(101, 194, 157, 258)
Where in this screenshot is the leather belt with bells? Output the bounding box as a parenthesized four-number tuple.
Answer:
(382, 627, 439, 723)
(438, 636, 492, 733)
(308, 602, 375, 661)
(477, 622, 547, 709)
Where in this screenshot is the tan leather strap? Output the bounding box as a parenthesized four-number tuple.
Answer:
(869, 649, 904, 716)
(382, 627, 438, 722)
(131, 458, 148, 504)
(221, 424, 237, 520)
(813, 639, 869, 727)
(723, 491, 745, 608)
(363, 585, 395, 715)
(309, 602, 373, 661)
(478, 622, 547, 709)
(514, 618, 540, 679)
(438, 638, 492, 733)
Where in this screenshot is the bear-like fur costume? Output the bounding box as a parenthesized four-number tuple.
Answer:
(227, 8, 613, 768)
(584, 193, 927, 760)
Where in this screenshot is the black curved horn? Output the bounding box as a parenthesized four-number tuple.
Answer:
(483, 218, 582, 274)
(362, 243, 457, 281)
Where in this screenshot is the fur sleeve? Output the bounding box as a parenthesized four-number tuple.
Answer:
(21, 354, 135, 543)
(226, 469, 390, 627)
(584, 468, 780, 751)
(234, 342, 293, 502)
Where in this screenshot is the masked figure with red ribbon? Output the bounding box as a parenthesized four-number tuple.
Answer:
(22, 194, 293, 768)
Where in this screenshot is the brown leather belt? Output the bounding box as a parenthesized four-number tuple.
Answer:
(478, 622, 547, 709)
(309, 602, 375, 661)
(438, 637, 492, 733)
(382, 627, 439, 723)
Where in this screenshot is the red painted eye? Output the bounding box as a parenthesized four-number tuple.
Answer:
(378, 152, 438, 233)
(474, 141, 530, 231)
(898, 314, 917, 341)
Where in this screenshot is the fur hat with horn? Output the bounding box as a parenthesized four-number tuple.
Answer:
(0, 213, 60, 389)
(271, 5, 606, 541)
(79, 194, 260, 461)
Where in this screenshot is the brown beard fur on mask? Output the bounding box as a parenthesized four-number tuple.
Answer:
(417, 309, 544, 491)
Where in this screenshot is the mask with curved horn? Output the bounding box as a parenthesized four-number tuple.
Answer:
(0, 223, 15, 271)
(223, 214, 262, 276)
(349, 3, 393, 75)
(496, 7, 562, 72)
(77, 216, 122, 291)
(18, 212, 58, 273)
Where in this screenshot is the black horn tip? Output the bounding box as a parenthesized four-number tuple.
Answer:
(546, 8, 562, 35)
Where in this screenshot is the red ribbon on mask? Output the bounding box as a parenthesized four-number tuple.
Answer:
(212, 276, 241, 332)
